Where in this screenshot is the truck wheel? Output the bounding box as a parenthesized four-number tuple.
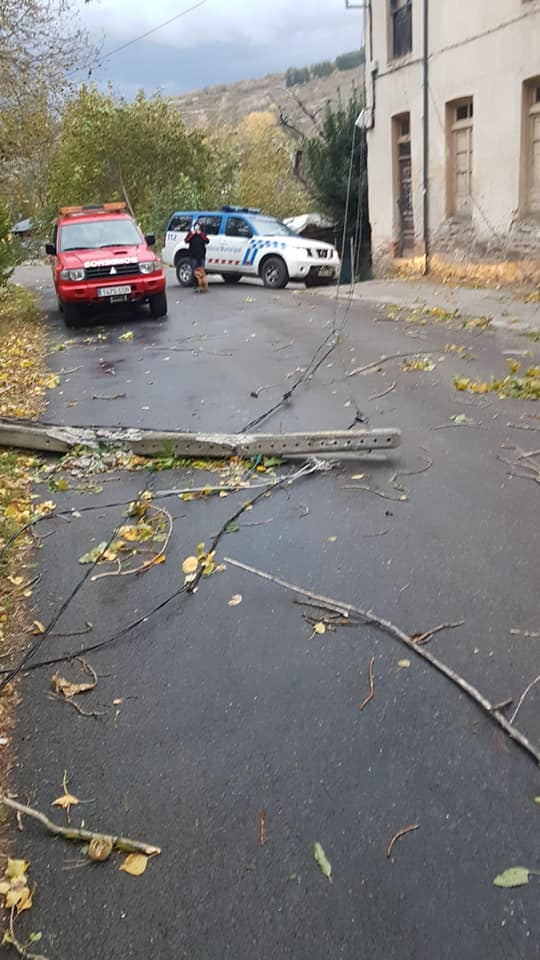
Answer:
(149, 291, 168, 318)
(63, 302, 82, 328)
(176, 257, 194, 287)
(260, 256, 288, 289)
(222, 273, 241, 284)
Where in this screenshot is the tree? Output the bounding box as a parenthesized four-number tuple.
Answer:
(335, 50, 365, 72)
(311, 60, 334, 79)
(45, 87, 217, 236)
(304, 94, 370, 277)
(285, 66, 311, 88)
(0, 0, 94, 215)
(234, 112, 310, 218)
(0, 200, 15, 288)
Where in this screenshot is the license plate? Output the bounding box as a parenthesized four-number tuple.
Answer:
(98, 285, 131, 297)
(318, 266, 333, 277)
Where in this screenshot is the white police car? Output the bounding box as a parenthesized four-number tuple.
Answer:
(162, 206, 341, 289)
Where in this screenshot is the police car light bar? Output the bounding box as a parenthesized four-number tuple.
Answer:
(221, 205, 261, 214)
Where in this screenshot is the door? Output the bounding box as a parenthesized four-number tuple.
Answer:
(398, 137, 414, 256)
(220, 215, 254, 272)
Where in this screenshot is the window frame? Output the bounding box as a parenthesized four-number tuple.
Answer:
(520, 77, 540, 217)
(389, 0, 413, 61)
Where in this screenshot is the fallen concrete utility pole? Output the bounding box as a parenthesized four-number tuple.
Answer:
(0, 417, 401, 458)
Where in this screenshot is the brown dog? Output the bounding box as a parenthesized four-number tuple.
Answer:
(193, 266, 208, 293)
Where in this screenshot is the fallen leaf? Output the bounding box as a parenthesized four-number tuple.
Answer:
(327, 536, 337, 542)
(450, 413, 474, 425)
(314, 622, 326, 635)
(51, 673, 95, 699)
(351, 473, 365, 480)
(28, 933, 42, 943)
(119, 331, 134, 341)
(78, 542, 108, 564)
(228, 594, 243, 607)
(52, 793, 79, 811)
(398, 659, 411, 668)
(313, 841, 332, 882)
(182, 556, 198, 575)
(493, 866, 530, 888)
(112, 698, 123, 706)
(4, 860, 28, 881)
(7, 576, 24, 587)
(534, 796, 540, 805)
(120, 853, 148, 876)
(31, 620, 45, 635)
(88, 837, 113, 862)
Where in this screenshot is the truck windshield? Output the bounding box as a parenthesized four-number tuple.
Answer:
(247, 216, 298, 237)
(59, 218, 142, 252)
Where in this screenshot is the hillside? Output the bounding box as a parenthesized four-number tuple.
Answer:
(170, 64, 363, 135)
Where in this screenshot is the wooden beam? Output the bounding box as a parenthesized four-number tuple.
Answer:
(0, 417, 401, 458)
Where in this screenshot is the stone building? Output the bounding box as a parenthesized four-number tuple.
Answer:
(360, 0, 540, 281)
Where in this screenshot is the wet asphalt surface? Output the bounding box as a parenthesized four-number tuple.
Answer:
(7, 267, 540, 959)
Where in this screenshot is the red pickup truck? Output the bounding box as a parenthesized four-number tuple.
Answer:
(46, 203, 167, 327)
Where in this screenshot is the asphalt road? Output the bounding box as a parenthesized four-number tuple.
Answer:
(8, 267, 540, 959)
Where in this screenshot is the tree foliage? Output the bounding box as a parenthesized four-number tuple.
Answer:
(45, 87, 218, 235)
(311, 60, 334, 79)
(335, 50, 365, 72)
(0, 200, 15, 288)
(285, 67, 311, 88)
(304, 94, 370, 274)
(234, 112, 310, 218)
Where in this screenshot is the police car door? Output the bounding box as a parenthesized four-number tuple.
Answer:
(197, 214, 223, 272)
(221, 216, 254, 273)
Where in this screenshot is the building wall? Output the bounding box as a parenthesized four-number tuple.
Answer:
(365, 0, 540, 277)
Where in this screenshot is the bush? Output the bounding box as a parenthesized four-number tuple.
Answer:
(0, 200, 16, 288)
(335, 50, 365, 72)
(285, 66, 310, 88)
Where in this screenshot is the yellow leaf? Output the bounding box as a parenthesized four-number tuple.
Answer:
(327, 536, 337, 543)
(118, 524, 140, 542)
(35, 500, 56, 515)
(31, 621, 45, 635)
(534, 796, 540, 805)
(52, 793, 79, 810)
(351, 474, 365, 480)
(314, 622, 326, 635)
(398, 659, 411, 669)
(228, 594, 243, 606)
(119, 331, 134, 341)
(7, 576, 24, 587)
(119, 853, 148, 876)
(5, 860, 28, 881)
(182, 556, 198, 575)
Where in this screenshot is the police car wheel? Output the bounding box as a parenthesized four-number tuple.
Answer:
(176, 257, 194, 286)
(261, 256, 288, 289)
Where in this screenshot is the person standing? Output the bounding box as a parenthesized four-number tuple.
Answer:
(184, 222, 209, 291)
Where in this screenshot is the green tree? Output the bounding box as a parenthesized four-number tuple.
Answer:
(0, 200, 15, 288)
(311, 60, 334, 79)
(304, 94, 370, 277)
(45, 87, 216, 237)
(335, 50, 365, 72)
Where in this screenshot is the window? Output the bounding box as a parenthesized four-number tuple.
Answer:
(393, 113, 415, 255)
(447, 98, 474, 218)
(390, 0, 412, 59)
(197, 215, 222, 235)
(522, 78, 540, 215)
(168, 214, 192, 233)
(225, 216, 252, 238)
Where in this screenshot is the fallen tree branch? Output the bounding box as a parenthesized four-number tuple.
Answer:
(413, 621, 465, 646)
(369, 381, 396, 401)
(223, 558, 540, 766)
(347, 353, 420, 378)
(358, 657, 375, 711)
(386, 824, 419, 860)
(1, 796, 161, 857)
(509, 674, 540, 724)
(6, 906, 48, 960)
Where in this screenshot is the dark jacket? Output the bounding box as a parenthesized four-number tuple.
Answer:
(185, 230, 209, 261)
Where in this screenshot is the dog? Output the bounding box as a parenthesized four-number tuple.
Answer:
(193, 266, 208, 293)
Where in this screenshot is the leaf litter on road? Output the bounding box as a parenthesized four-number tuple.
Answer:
(313, 842, 332, 882)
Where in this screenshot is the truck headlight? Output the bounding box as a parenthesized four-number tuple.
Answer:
(60, 268, 85, 281)
(139, 261, 159, 274)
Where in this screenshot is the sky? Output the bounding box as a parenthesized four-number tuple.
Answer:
(72, 0, 364, 98)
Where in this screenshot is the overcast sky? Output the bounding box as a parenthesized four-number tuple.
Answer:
(73, 0, 364, 98)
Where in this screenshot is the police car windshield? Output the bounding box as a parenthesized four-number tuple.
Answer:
(248, 216, 297, 237)
(59, 219, 142, 252)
